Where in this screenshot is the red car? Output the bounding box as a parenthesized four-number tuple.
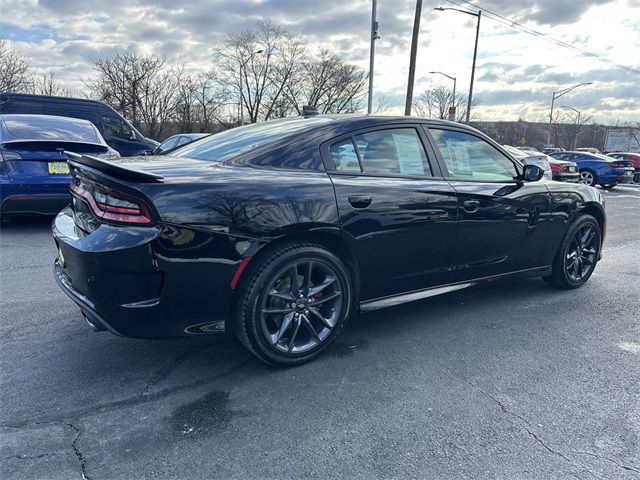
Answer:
(607, 152, 640, 184)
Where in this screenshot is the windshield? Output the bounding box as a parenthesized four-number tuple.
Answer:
(1, 114, 103, 143)
(172, 118, 332, 162)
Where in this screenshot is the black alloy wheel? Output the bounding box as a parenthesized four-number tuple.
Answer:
(634, 172, 640, 184)
(260, 259, 344, 354)
(544, 214, 601, 289)
(234, 243, 352, 365)
(564, 224, 599, 282)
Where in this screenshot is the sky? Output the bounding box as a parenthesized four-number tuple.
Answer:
(0, 0, 639, 123)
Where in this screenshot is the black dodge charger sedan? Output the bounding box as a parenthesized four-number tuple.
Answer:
(53, 115, 606, 365)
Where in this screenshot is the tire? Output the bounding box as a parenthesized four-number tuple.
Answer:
(233, 242, 353, 366)
(633, 172, 640, 184)
(579, 169, 597, 186)
(601, 183, 617, 190)
(544, 214, 601, 289)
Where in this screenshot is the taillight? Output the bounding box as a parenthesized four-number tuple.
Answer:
(550, 163, 562, 173)
(71, 182, 153, 225)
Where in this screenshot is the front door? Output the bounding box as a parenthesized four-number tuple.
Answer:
(324, 125, 459, 301)
(425, 126, 551, 282)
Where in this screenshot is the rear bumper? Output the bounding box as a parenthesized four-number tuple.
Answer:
(598, 169, 635, 184)
(1, 193, 70, 215)
(52, 207, 237, 338)
(552, 172, 579, 182)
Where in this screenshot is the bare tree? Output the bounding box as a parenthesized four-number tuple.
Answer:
(413, 85, 478, 121)
(283, 50, 367, 115)
(215, 20, 306, 123)
(87, 51, 183, 139)
(34, 68, 70, 96)
(174, 73, 226, 132)
(0, 39, 32, 93)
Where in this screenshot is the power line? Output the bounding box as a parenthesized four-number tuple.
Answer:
(444, 0, 640, 75)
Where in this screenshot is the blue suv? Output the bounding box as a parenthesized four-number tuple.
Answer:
(0, 93, 158, 156)
(549, 151, 634, 188)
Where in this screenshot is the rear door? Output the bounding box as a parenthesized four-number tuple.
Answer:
(425, 126, 551, 282)
(323, 125, 458, 301)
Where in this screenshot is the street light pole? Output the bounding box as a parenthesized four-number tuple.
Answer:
(434, 6, 481, 123)
(239, 49, 264, 126)
(405, 0, 423, 116)
(546, 82, 592, 146)
(429, 71, 457, 120)
(367, 0, 380, 114)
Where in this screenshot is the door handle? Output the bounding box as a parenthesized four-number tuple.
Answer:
(348, 195, 372, 209)
(463, 200, 480, 213)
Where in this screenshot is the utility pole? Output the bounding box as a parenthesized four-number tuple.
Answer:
(367, 0, 379, 114)
(405, 0, 423, 116)
(467, 10, 480, 123)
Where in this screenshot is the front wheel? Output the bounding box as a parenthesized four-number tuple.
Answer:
(544, 214, 601, 289)
(634, 172, 640, 184)
(233, 243, 352, 366)
(579, 170, 596, 186)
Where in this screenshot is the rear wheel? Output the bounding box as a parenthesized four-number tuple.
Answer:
(234, 243, 352, 366)
(544, 214, 601, 289)
(579, 169, 596, 186)
(633, 172, 640, 184)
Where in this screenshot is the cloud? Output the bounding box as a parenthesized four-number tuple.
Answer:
(0, 0, 638, 122)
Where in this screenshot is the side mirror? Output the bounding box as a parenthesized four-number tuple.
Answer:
(522, 164, 544, 182)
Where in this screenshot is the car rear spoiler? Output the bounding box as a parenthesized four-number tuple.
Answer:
(65, 151, 164, 183)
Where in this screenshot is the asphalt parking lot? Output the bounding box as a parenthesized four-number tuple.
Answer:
(1, 185, 639, 480)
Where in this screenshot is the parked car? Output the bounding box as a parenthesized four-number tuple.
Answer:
(549, 151, 635, 188)
(548, 157, 580, 182)
(0, 114, 119, 221)
(53, 115, 606, 365)
(153, 133, 211, 155)
(503, 145, 552, 180)
(543, 147, 564, 154)
(607, 152, 640, 184)
(576, 147, 601, 154)
(0, 93, 158, 156)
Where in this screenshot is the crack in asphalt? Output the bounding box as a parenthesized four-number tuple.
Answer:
(0, 355, 253, 430)
(571, 450, 640, 475)
(448, 371, 605, 480)
(65, 422, 91, 480)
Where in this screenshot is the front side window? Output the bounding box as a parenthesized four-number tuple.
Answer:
(430, 129, 517, 181)
(102, 116, 135, 141)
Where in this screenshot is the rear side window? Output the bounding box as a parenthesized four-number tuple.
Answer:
(328, 128, 432, 176)
(430, 129, 517, 181)
(158, 136, 179, 152)
(176, 136, 192, 147)
(330, 138, 360, 172)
